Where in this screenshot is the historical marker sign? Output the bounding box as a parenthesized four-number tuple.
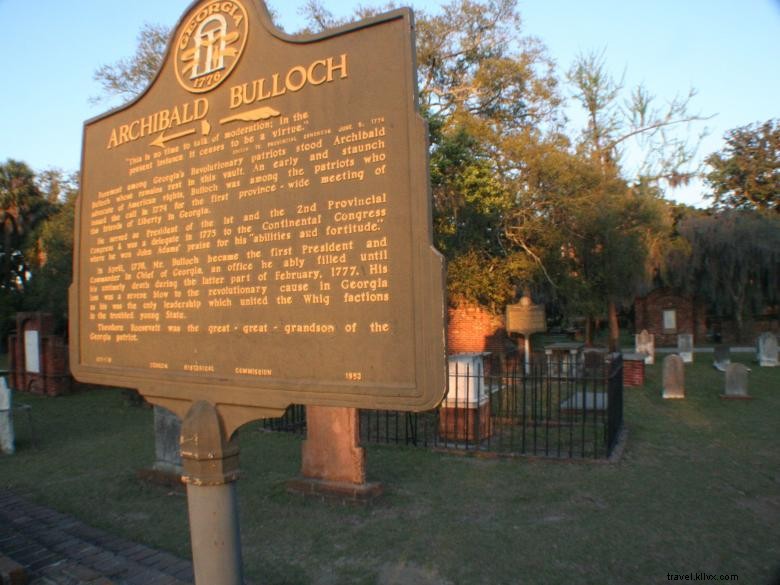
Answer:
(71, 0, 446, 429)
(506, 299, 546, 336)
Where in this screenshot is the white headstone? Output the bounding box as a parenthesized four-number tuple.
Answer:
(723, 363, 750, 398)
(677, 333, 694, 363)
(662, 355, 685, 399)
(0, 378, 15, 454)
(635, 330, 655, 365)
(24, 330, 41, 374)
(445, 353, 488, 407)
(757, 332, 778, 367)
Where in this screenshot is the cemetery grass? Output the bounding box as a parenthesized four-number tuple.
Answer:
(2, 357, 779, 585)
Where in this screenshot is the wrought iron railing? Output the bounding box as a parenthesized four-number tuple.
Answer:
(260, 351, 624, 460)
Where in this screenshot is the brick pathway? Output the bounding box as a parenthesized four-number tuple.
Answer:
(0, 490, 194, 585)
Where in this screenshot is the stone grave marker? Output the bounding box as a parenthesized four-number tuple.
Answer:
(713, 345, 731, 372)
(677, 333, 694, 363)
(662, 354, 685, 399)
(0, 378, 15, 454)
(153, 406, 183, 477)
(635, 329, 655, 365)
(757, 332, 778, 367)
(722, 363, 750, 399)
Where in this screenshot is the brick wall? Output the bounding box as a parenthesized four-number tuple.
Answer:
(634, 289, 707, 347)
(8, 312, 72, 396)
(623, 357, 645, 387)
(447, 303, 513, 355)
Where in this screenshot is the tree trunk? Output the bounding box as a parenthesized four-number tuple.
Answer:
(584, 318, 593, 347)
(734, 307, 744, 344)
(607, 300, 619, 352)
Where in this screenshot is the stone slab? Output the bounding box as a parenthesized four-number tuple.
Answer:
(662, 354, 685, 399)
(0, 378, 14, 455)
(757, 332, 778, 367)
(301, 406, 365, 485)
(722, 362, 750, 399)
(677, 334, 694, 364)
(635, 329, 655, 365)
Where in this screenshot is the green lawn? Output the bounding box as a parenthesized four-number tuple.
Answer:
(2, 356, 779, 585)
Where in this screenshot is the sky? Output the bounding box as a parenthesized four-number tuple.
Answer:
(0, 0, 778, 207)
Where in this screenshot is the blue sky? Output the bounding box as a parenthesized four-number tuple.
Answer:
(1, 0, 778, 207)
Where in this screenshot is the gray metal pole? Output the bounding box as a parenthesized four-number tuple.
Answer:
(180, 400, 243, 585)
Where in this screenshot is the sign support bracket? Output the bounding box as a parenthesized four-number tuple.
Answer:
(180, 400, 244, 585)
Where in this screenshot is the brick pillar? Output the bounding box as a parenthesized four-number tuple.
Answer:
(287, 406, 382, 503)
(301, 406, 365, 484)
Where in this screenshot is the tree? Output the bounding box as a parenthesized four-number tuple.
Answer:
(24, 172, 79, 333)
(0, 160, 57, 290)
(504, 146, 670, 347)
(704, 119, 780, 214)
(92, 23, 171, 105)
(668, 211, 780, 342)
(556, 51, 705, 349)
(301, 0, 564, 311)
(0, 160, 59, 344)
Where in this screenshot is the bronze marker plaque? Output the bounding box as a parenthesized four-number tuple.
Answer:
(506, 303, 546, 336)
(71, 0, 446, 428)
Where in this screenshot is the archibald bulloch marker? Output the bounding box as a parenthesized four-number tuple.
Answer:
(71, 1, 446, 582)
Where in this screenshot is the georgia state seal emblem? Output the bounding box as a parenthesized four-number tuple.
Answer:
(175, 0, 248, 93)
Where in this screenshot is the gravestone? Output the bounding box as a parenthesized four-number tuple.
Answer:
(722, 363, 750, 399)
(677, 333, 694, 363)
(635, 329, 655, 365)
(756, 332, 778, 367)
(152, 406, 183, 476)
(713, 345, 731, 372)
(0, 378, 15, 454)
(662, 354, 685, 399)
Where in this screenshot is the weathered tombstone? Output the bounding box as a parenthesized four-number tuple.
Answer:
(71, 1, 446, 582)
(756, 332, 779, 367)
(0, 378, 14, 454)
(713, 345, 731, 372)
(635, 329, 655, 365)
(152, 406, 183, 479)
(662, 354, 685, 399)
(677, 333, 694, 363)
(722, 363, 750, 399)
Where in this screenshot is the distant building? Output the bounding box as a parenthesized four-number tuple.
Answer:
(634, 288, 707, 347)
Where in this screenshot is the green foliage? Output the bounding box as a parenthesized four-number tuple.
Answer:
(0, 160, 60, 344)
(668, 211, 780, 340)
(446, 249, 532, 311)
(92, 23, 171, 105)
(705, 118, 780, 213)
(0, 160, 58, 290)
(24, 194, 76, 333)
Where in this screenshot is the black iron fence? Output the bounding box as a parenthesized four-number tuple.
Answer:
(261, 351, 624, 460)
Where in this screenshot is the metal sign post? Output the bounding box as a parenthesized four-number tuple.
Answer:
(506, 296, 547, 374)
(180, 401, 243, 585)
